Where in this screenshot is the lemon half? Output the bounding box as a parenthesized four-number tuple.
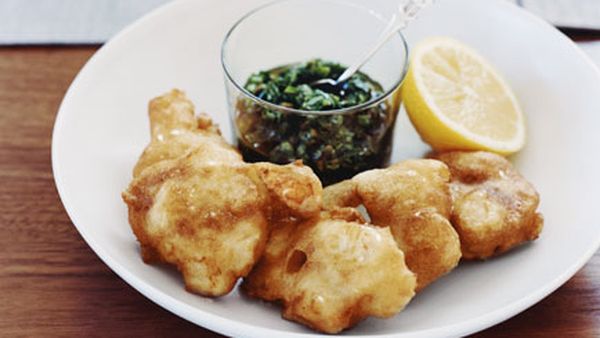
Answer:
(402, 37, 526, 155)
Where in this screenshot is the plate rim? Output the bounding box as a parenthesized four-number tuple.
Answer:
(51, 0, 600, 337)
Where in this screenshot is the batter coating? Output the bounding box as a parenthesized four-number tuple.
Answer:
(434, 151, 543, 260)
(243, 209, 416, 333)
(123, 90, 322, 297)
(324, 160, 461, 291)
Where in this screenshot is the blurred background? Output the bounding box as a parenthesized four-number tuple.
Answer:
(1, 0, 600, 45)
(4, 0, 600, 67)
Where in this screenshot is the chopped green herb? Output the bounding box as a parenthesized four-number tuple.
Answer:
(236, 59, 398, 185)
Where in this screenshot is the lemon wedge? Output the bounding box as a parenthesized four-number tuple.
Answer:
(402, 37, 525, 155)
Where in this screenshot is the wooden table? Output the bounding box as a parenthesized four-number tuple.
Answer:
(1, 45, 599, 337)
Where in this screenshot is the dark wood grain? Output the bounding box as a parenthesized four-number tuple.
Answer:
(0, 46, 598, 338)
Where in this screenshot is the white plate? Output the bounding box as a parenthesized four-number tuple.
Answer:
(52, 0, 600, 337)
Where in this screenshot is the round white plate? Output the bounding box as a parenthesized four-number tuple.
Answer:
(52, 0, 600, 337)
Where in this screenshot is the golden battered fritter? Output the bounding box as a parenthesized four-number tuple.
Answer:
(122, 90, 322, 297)
(243, 210, 416, 334)
(132, 89, 241, 177)
(434, 151, 544, 260)
(324, 160, 461, 291)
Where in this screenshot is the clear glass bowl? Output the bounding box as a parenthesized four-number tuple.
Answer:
(221, 0, 409, 185)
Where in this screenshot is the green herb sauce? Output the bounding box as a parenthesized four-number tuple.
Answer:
(236, 59, 399, 185)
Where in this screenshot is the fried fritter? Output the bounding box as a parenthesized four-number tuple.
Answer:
(122, 90, 322, 297)
(132, 89, 241, 176)
(243, 210, 416, 334)
(324, 160, 461, 291)
(434, 151, 544, 260)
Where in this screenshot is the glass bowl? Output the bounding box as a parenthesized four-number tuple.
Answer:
(221, 0, 409, 185)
